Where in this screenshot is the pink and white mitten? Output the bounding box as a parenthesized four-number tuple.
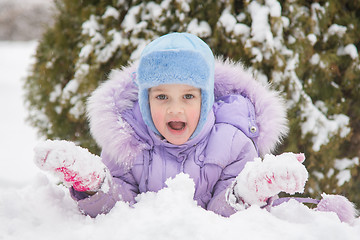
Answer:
(34, 140, 109, 192)
(229, 153, 308, 209)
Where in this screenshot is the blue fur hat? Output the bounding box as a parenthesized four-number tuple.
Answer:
(136, 32, 215, 139)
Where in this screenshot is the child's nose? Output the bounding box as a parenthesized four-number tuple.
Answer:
(167, 102, 184, 114)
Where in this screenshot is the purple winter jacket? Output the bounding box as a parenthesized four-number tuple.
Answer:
(71, 59, 288, 218)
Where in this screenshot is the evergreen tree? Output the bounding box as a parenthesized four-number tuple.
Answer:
(25, 0, 360, 206)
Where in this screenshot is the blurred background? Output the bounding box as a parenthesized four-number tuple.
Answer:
(0, 0, 53, 41)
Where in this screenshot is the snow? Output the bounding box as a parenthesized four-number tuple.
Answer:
(33, 140, 107, 192)
(301, 99, 350, 151)
(248, 1, 273, 44)
(334, 157, 360, 186)
(311, 3, 325, 35)
(266, 0, 281, 17)
(219, 8, 237, 33)
(177, 0, 191, 12)
(102, 6, 120, 19)
(218, 8, 250, 39)
(307, 33, 317, 46)
(1, 41, 360, 240)
(187, 19, 212, 38)
(337, 44, 359, 60)
(275, 52, 351, 152)
(145, 1, 164, 19)
(82, 15, 101, 38)
(327, 24, 347, 37)
(310, 53, 320, 65)
(0, 41, 39, 187)
(62, 79, 80, 101)
(232, 153, 308, 207)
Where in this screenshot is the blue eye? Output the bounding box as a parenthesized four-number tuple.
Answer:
(184, 94, 194, 99)
(156, 94, 167, 100)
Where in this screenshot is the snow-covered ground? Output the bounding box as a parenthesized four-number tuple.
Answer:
(0, 41, 39, 187)
(0, 41, 360, 240)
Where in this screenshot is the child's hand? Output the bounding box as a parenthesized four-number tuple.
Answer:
(232, 153, 308, 207)
(34, 140, 108, 192)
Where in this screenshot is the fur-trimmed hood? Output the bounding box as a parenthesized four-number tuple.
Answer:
(87, 59, 288, 169)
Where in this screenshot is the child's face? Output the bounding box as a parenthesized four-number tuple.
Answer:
(149, 84, 201, 145)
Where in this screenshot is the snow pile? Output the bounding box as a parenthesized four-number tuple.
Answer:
(1, 173, 360, 240)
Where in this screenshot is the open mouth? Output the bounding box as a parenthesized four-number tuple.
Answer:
(167, 121, 186, 131)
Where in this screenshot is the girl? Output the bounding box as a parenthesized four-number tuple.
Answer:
(34, 33, 355, 222)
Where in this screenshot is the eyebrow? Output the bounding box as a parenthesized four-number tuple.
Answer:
(149, 87, 199, 93)
(149, 87, 165, 93)
(184, 87, 200, 92)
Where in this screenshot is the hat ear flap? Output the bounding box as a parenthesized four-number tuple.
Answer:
(138, 88, 160, 136)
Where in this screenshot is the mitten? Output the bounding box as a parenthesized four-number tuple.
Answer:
(230, 153, 308, 208)
(316, 193, 358, 224)
(34, 140, 108, 192)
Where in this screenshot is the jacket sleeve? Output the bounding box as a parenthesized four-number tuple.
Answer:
(70, 151, 140, 218)
(206, 130, 258, 217)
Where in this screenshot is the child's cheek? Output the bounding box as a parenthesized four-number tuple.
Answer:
(188, 105, 201, 125)
(151, 107, 165, 130)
